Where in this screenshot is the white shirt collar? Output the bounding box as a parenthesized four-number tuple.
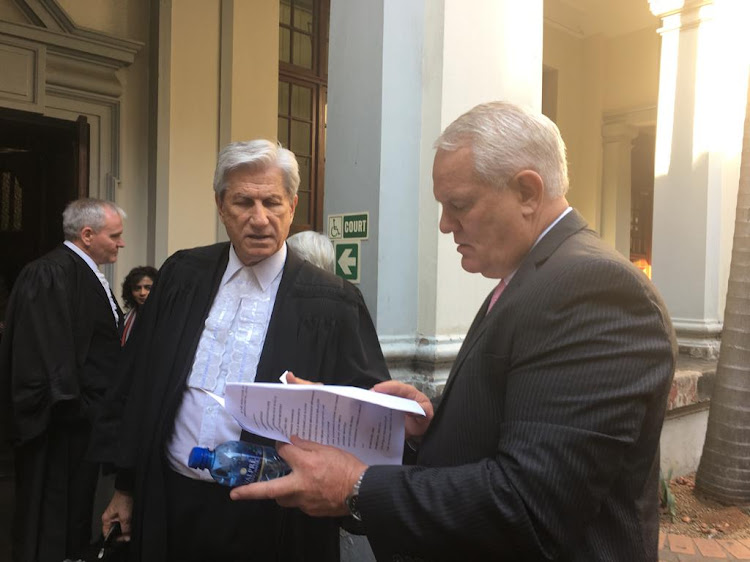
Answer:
(222, 243, 287, 291)
(64, 240, 100, 276)
(501, 206, 573, 285)
(535, 206, 573, 247)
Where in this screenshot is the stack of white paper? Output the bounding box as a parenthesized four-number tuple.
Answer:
(207, 382, 425, 466)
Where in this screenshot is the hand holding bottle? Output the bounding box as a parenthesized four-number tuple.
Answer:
(189, 441, 291, 487)
(229, 435, 367, 518)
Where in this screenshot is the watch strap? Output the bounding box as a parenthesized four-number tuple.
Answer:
(345, 470, 366, 521)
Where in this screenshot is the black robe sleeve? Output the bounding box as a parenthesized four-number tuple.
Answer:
(0, 259, 82, 446)
(88, 247, 220, 482)
(257, 256, 390, 390)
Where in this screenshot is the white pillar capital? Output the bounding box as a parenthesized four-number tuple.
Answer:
(601, 122, 639, 145)
(649, 0, 712, 19)
(649, 0, 713, 33)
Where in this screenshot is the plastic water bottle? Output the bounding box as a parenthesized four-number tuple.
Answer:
(188, 440, 291, 487)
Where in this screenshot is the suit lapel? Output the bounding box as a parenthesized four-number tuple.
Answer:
(437, 210, 589, 402)
(443, 291, 493, 387)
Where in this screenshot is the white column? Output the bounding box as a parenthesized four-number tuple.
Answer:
(152, 0, 221, 265)
(649, 0, 750, 357)
(600, 122, 638, 256)
(431, 0, 543, 345)
(326, 0, 543, 388)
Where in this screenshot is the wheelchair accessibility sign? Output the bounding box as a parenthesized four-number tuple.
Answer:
(329, 216, 343, 239)
(328, 213, 368, 240)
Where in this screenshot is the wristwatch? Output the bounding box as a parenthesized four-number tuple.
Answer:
(345, 470, 366, 521)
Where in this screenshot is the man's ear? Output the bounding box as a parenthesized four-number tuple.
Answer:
(215, 193, 225, 223)
(79, 226, 94, 247)
(512, 170, 544, 214)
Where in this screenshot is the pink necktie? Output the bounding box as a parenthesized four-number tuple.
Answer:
(487, 279, 507, 314)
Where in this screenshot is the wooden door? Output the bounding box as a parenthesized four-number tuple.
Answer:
(0, 108, 89, 313)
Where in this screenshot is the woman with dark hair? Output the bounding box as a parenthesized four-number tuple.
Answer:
(120, 265, 158, 345)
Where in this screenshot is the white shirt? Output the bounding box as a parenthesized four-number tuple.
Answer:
(63, 240, 119, 324)
(166, 244, 287, 480)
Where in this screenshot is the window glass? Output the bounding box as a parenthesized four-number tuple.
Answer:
(278, 117, 289, 148)
(297, 156, 311, 188)
(290, 122, 311, 156)
(278, 82, 290, 113)
(279, 28, 291, 63)
(294, 190, 310, 225)
(291, 85, 312, 120)
(280, 0, 291, 24)
(13, 177, 21, 231)
(0, 172, 22, 232)
(0, 172, 10, 231)
(292, 32, 312, 69)
(293, 0, 313, 32)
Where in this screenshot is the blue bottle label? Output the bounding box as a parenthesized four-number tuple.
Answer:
(237, 455, 263, 485)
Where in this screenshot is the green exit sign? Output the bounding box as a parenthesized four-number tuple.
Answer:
(335, 241, 360, 284)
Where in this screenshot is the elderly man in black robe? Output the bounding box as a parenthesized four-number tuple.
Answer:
(0, 198, 125, 562)
(91, 140, 389, 561)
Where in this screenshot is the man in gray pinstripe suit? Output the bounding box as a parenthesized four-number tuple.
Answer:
(232, 101, 677, 561)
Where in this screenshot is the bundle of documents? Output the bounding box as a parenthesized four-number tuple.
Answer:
(207, 377, 425, 465)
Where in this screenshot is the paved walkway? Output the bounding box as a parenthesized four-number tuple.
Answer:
(660, 532, 750, 561)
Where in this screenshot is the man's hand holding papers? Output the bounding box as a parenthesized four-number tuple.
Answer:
(371, 380, 434, 441)
(214, 378, 424, 465)
(227, 374, 432, 518)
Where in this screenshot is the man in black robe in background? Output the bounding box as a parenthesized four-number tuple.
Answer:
(91, 140, 390, 561)
(0, 198, 125, 562)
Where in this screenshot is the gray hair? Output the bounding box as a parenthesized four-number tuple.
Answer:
(435, 101, 569, 197)
(62, 198, 126, 241)
(213, 140, 300, 201)
(287, 231, 335, 273)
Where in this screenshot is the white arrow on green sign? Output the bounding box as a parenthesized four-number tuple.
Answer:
(335, 241, 360, 283)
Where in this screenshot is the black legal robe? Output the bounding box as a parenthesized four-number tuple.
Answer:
(0, 244, 122, 562)
(91, 243, 390, 561)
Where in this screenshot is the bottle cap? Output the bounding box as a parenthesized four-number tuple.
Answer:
(188, 447, 210, 470)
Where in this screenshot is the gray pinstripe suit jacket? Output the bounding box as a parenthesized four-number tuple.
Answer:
(360, 210, 677, 561)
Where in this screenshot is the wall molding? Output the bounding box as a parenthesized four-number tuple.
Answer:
(0, 0, 142, 285)
(379, 334, 465, 397)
